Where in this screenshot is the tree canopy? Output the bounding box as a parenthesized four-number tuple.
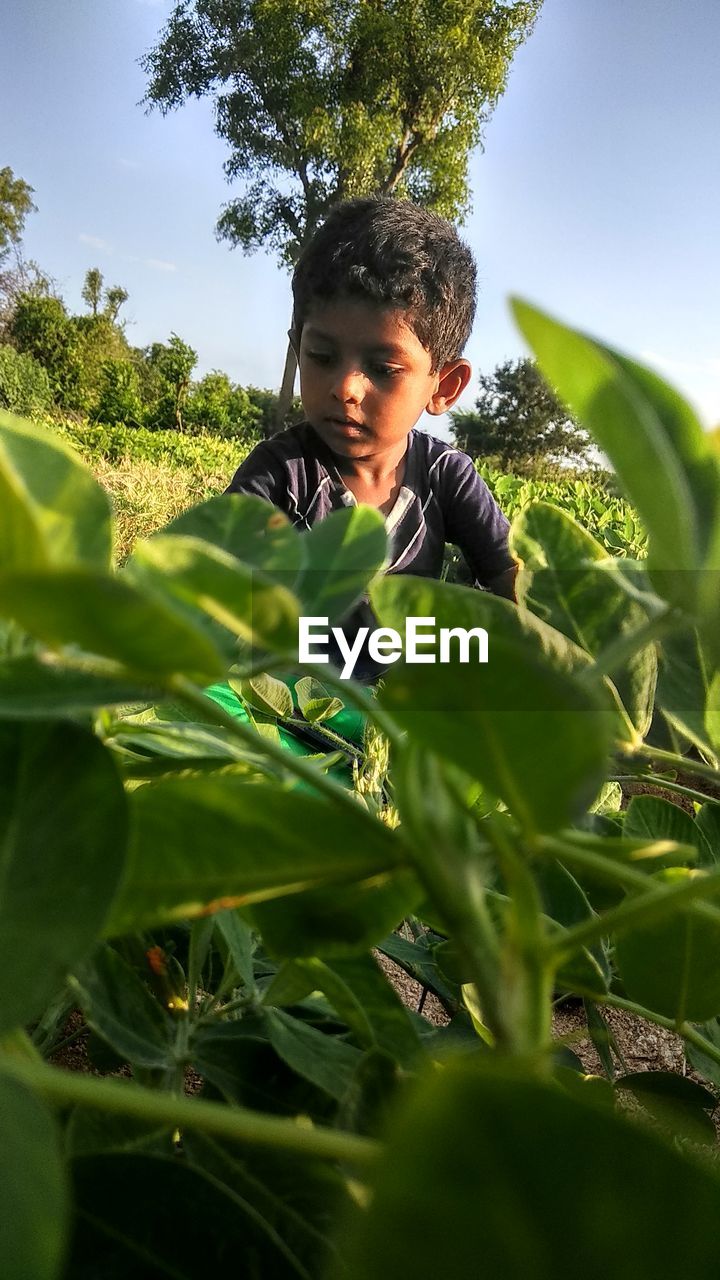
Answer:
(449, 357, 592, 470)
(142, 0, 541, 265)
(0, 167, 36, 260)
(142, 0, 540, 429)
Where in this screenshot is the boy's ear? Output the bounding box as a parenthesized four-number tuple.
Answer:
(426, 359, 473, 415)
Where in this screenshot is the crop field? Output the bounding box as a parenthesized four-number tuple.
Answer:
(53, 415, 648, 562)
(2, 303, 720, 1278)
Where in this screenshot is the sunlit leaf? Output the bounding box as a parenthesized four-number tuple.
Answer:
(0, 410, 113, 571)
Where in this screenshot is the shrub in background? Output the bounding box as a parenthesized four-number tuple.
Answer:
(0, 343, 52, 416)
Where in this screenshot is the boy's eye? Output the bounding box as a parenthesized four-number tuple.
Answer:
(371, 363, 402, 379)
(306, 350, 333, 365)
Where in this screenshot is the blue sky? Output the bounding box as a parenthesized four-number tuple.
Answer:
(2, 0, 719, 436)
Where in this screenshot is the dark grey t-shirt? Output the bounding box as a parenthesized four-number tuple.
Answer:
(226, 421, 513, 678)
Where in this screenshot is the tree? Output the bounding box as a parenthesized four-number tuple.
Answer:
(244, 385, 303, 437)
(449, 357, 592, 471)
(184, 370, 262, 439)
(0, 256, 54, 339)
(0, 167, 36, 261)
(82, 267, 104, 317)
(91, 359, 143, 426)
(142, 0, 542, 429)
(8, 293, 85, 409)
(72, 312, 132, 412)
(144, 333, 198, 431)
(104, 284, 129, 325)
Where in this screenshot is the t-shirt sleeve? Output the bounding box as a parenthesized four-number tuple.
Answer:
(440, 452, 515, 585)
(225, 442, 285, 507)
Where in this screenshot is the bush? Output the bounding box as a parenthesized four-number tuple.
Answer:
(184, 370, 262, 441)
(8, 292, 85, 409)
(0, 343, 52, 415)
(54, 416, 250, 474)
(91, 359, 143, 427)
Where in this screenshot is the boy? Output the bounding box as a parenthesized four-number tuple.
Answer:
(227, 197, 516, 678)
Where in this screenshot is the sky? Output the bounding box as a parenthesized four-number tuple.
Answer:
(2, 0, 719, 439)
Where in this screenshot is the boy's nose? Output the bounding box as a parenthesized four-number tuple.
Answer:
(331, 367, 365, 403)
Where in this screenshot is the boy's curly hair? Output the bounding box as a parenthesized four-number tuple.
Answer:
(291, 197, 477, 372)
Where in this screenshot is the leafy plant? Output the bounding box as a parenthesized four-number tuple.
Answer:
(2, 296, 720, 1278)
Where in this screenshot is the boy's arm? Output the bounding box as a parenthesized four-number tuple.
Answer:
(225, 442, 285, 508)
(441, 453, 517, 599)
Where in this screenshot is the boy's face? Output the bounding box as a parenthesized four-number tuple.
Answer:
(294, 297, 471, 464)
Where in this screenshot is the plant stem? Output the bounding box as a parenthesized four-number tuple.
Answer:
(551, 864, 720, 961)
(609, 774, 720, 808)
(542, 836, 720, 917)
(0, 1056, 380, 1165)
(623, 745, 720, 788)
(574, 989, 720, 1076)
(485, 818, 553, 1057)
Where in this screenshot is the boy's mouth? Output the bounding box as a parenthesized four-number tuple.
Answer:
(325, 416, 367, 433)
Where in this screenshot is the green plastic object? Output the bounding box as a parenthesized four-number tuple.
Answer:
(203, 674, 366, 765)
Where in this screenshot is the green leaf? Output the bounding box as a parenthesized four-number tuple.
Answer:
(371, 573, 592, 675)
(706, 670, 720, 752)
(294, 675, 344, 723)
(584, 999, 616, 1079)
(624, 795, 713, 866)
(342, 1059, 720, 1279)
(251, 867, 422, 959)
(160, 492, 305, 583)
(0, 653, 161, 717)
(0, 410, 113, 571)
(129, 535, 300, 654)
(375, 611, 611, 835)
(0, 568, 226, 680)
(696, 804, 720, 866)
(614, 867, 720, 1021)
(69, 946, 174, 1070)
(106, 777, 402, 935)
(324, 954, 424, 1067)
(182, 1131, 350, 1278)
(69, 1151, 323, 1277)
(535, 861, 609, 994)
(615, 1072, 717, 1145)
(265, 954, 423, 1069)
(65, 1109, 172, 1159)
(105, 719, 269, 779)
(511, 301, 720, 612)
(0, 722, 127, 1034)
(379, 933, 459, 1009)
(263, 1007, 361, 1101)
(231, 672, 294, 718)
(298, 506, 387, 621)
(0, 1073, 68, 1280)
(686, 1017, 720, 1089)
(511, 502, 657, 738)
(214, 909, 257, 993)
(656, 629, 719, 763)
